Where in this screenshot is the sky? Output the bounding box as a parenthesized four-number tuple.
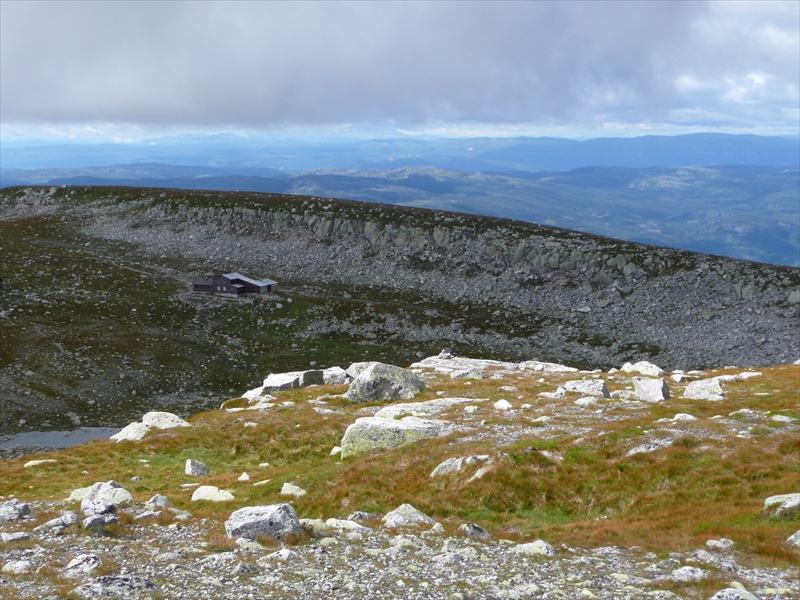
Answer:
(1, 0, 798, 144)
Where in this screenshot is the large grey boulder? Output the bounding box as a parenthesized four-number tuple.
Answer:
(81, 497, 116, 517)
(298, 370, 324, 387)
(563, 379, 610, 397)
(0, 499, 32, 522)
(345, 362, 425, 403)
(633, 377, 671, 402)
(382, 504, 438, 528)
(764, 493, 800, 518)
(346, 361, 377, 379)
(684, 378, 725, 400)
(263, 372, 301, 393)
(224, 504, 303, 540)
(340, 416, 448, 458)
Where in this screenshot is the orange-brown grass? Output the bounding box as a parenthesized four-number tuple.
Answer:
(2, 364, 798, 569)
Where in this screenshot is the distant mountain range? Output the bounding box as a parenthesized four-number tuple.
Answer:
(2, 132, 798, 172)
(2, 163, 798, 266)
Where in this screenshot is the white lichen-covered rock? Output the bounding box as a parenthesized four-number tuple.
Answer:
(382, 504, 438, 528)
(684, 378, 725, 400)
(1, 532, 30, 542)
(185, 459, 210, 476)
(345, 361, 377, 379)
(633, 377, 671, 402)
(258, 548, 300, 564)
(430, 455, 490, 478)
(493, 399, 512, 410)
(764, 493, 800, 518)
(224, 504, 303, 540)
(563, 379, 609, 397)
(513, 540, 557, 556)
(81, 497, 116, 517)
(672, 413, 697, 421)
(109, 421, 151, 442)
(280, 483, 307, 497)
(141, 411, 191, 429)
(191, 486, 234, 502)
(345, 362, 425, 403)
(706, 538, 734, 550)
(0, 499, 32, 522)
(145, 494, 170, 510)
(69, 481, 134, 507)
(621, 361, 665, 377)
(23, 459, 57, 468)
(340, 416, 449, 458)
(574, 396, 597, 406)
(63, 554, 102, 578)
(323, 366, 350, 385)
(373, 397, 479, 420)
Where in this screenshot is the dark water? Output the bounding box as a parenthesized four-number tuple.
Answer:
(0, 427, 119, 450)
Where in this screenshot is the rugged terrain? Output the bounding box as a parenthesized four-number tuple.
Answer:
(0, 185, 798, 437)
(0, 355, 798, 599)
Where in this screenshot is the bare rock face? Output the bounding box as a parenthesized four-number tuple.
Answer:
(224, 504, 303, 540)
(345, 362, 425, 403)
(633, 377, 671, 402)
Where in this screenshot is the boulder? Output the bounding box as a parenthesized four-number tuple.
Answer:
(192, 486, 234, 502)
(70, 481, 134, 507)
(280, 483, 307, 497)
(63, 554, 102, 578)
(513, 540, 557, 556)
(684, 378, 725, 400)
(81, 497, 116, 517)
(23, 459, 57, 467)
(224, 504, 303, 540)
(0, 499, 32, 522)
(298, 370, 324, 387)
(373, 397, 478, 420)
(340, 416, 448, 458)
(69, 576, 158, 598)
(345, 362, 425, 403)
(141, 411, 191, 429)
(185, 459, 210, 476)
(459, 523, 491, 540)
(109, 422, 151, 442)
(671, 566, 705, 581)
(518, 360, 578, 373)
(1, 532, 30, 543)
(2, 560, 33, 574)
(382, 504, 438, 528)
(764, 493, 800, 518)
(323, 366, 350, 385)
(563, 379, 610, 397)
(494, 399, 512, 410)
(262, 372, 301, 393)
(621, 361, 665, 377)
(430, 455, 490, 478)
(145, 494, 170, 510)
(633, 377, 671, 402)
(346, 362, 376, 379)
(787, 530, 800, 547)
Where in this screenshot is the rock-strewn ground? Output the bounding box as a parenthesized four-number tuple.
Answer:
(2, 355, 798, 599)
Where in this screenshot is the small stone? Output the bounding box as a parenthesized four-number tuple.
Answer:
(2, 560, 33, 574)
(708, 588, 759, 600)
(237, 472, 251, 482)
(493, 399, 512, 410)
(382, 504, 438, 528)
(671, 566, 705, 581)
(330, 446, 342, 456)
(1, 532, 30, 542)
(706, 538, 734, 550)
(764, 493, 800, 518)
(63, 554, 102, 578)
(0, 499, 32, 522)
(145, 494, 170, 510)
(787, 530, 800, 547)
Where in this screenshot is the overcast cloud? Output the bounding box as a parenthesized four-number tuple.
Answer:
(1, 1, 798, 139)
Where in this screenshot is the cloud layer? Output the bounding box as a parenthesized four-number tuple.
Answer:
(1, 1, 797, 133)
